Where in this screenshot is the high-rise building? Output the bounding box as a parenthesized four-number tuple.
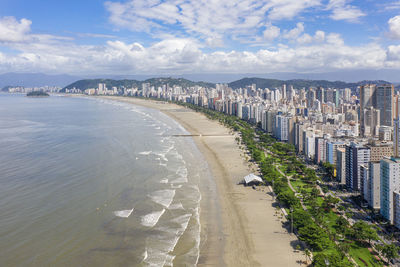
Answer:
(274, 114, 289, 141)
(368, 162, 381, 210)
(394, 96, 400, 157)
(314, 137, 326, 164)
(380, 157, 400, 223)
(376, 84, 394, 127)
(379, 126, 392, 141)
(361, 164, 369, 202)
(316, 87, 324, 104)
(360, 84, 376, 136)
(362, 107, 380, 136)
(345, 142, 371, 191)
(326, 141, 346, 165)
(307, 88, 315, 109)
(337, 147, 346, 185)
(281, 84, 287, 100)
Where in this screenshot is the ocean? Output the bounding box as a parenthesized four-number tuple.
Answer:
(0, 94, 211, 266)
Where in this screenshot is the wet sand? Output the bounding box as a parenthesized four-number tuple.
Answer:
(105, 97, 303, 267)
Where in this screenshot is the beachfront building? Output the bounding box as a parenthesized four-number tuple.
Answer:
(326, 141, 346, 165)
(345, 142, 371, 191)
(364, 162, 381, 210)
(380, 157, 400, 223)
(274, 114, 289, 141)
(337, 147, 347, 185)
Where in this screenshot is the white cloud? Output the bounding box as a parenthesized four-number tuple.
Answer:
(265, 0, 321, 20)
(314, 30, 325, 42)
(0, 16, 31, 42)
(297, 34, 313, 44)
(383, 1, 400, 11)
(284, 22, 304, 40)
(263, 25, 280, 41)
(387, 45, 400, 61)
(105, 0, 321, 43)
(0, 32, 395, 76)
(388, 15, 400, 39)
(327, 0, 365, 22)
(0, 16, 398, 76)
(0, 16, 73, 45)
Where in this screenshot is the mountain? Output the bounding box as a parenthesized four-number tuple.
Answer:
(228, 77, 393, 90)
(62, 77, 215, 92)
(0, 73, 80, 88)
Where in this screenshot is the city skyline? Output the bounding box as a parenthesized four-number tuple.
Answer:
(1, 0, 400, 80)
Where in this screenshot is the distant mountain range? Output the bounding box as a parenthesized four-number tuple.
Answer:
(59, 77, 395, 92)
(1, 72, 398, 92)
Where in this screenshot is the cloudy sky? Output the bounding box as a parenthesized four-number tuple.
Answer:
(1, 0, 400, 80)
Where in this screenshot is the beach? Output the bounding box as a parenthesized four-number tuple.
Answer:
(106, 96, 303, 266)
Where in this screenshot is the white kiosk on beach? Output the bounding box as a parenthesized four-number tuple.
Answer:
(243, 173, 263, 186)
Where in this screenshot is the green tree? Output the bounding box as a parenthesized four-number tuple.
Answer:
(277, 190, 299, 208)
(381, 243, 399, 263)
(292, 209, 313, 230)
(351, 221, 378, 245)
(334, 216, 350, 236)
(322, 195, 340, 211)
(298, 223, 330, 251)
(322, 162, 335, 180)
(312, 252, 353, 267)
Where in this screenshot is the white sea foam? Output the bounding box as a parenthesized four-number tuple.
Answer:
(141, 209, 165, 227)
(154, 152, 168, 162)
(177, 166, 187, 177)
(113, 208, 134, 218)
(139, 151, 152, 155)
(142, 249, 148, 262)
(148, 189, 175, 208)
(160, 179, 168, 184)
(170, 184, 183, 189)
(169, 202, 184, 210)
(164, 255, 176, 267)
(170, 166, 188, 183)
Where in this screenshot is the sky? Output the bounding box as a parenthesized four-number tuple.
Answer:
(1, 0, 400, 81)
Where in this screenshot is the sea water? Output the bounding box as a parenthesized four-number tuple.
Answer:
(0, 94, 210, 266)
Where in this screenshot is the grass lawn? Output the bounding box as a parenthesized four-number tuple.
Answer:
(322, 211, 339, 233)
(348, 243, 383, 267)
(291, 179, 311, 193)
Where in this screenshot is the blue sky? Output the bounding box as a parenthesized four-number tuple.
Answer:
(1, 0, 400, 80)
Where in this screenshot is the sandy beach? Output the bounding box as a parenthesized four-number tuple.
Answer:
(106, 96, 303, 267)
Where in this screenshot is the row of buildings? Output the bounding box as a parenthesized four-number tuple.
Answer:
(74, 81, 400, 227)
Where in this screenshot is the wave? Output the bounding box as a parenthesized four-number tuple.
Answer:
(148, 189, 175, 208)
(113, 208, 134, 218)
(169, 202, 184, 210)
(170, 166, 188, 183)
(160, 179, 168, 184)
(141, 209, 165, 227)
(139, 151, 152, 155)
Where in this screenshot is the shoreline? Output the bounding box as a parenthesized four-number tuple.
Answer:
(104, 96, 303, 266)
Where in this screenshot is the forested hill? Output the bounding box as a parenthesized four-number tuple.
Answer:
(61, 78, 215, 92)
(228, 77, 392, 90)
